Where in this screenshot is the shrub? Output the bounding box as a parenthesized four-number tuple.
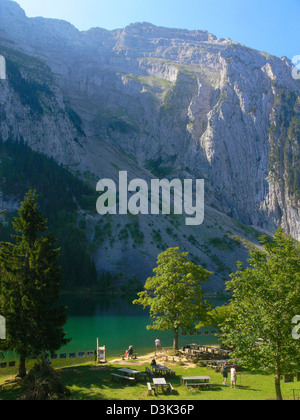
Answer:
(20, 364, 70, 400)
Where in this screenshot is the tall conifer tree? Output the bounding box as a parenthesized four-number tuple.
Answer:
(0, 191, 70, 377)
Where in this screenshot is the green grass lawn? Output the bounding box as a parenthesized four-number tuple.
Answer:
(1, 360, 299, 400)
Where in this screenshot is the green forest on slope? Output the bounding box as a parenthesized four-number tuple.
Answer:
(0, 138, 98, 289)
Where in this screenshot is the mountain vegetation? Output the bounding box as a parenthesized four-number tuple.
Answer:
(0, 139, 98, 289)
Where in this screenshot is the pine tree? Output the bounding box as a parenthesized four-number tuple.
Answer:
(0, 191, 70, 377)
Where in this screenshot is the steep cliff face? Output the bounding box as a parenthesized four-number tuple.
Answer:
(1, 1, 297, 240)
(0, 50, 84, 166)
(0, 0, 299, 290)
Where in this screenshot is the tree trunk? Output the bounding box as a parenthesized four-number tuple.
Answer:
(18, 353, 26, 378)
(275, 372, 283, 401)
(173, 328, 179, 351)
(41, 350, 46, 366)
(275, 342, 283, 401)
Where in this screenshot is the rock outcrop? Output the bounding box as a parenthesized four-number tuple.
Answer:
(1, 0, 297, 238)
(0, 0, 299, 289)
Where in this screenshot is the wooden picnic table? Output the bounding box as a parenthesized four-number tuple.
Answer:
(152, 364, 175, 376)
(181, 376, 211, 384)
(118, 368, 141, 379)
(214, 359, 230, 364)
(181, 376, 213, 389)
(183, 345, 231, 355)
(153, 378, 167, 394)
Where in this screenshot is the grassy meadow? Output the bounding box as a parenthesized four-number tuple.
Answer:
(0, 358, 299, 401)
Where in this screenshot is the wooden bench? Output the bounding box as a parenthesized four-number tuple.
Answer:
(168, 383, 175, 394)
(208, 364, 220, 372)
(138, 373, 148, 382)
(121, 353, 137, 361)
(110, 373, 135, 384)
(147, 382, 155, 396)
(292, 390, 300, 401)
(187, 382, 214, 389)
(146, 367, 154, 377)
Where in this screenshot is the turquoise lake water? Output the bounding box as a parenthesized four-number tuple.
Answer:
(57, 294, 223, 358)
(1, 295, 225, 361)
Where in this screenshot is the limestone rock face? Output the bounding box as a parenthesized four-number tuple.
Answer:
(0, 0, 299, 248)
(0, 73, 83, 166)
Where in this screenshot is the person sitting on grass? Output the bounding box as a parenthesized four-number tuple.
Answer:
(127, 345, 134, 359)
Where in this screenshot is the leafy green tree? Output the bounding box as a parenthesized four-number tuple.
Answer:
(0, 191, 70, 377)
(133, 247, 212, 350)
(197, 303, 234, 334)
(220, 229, 300, 400)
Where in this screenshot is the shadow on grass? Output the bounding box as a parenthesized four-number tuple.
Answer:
(232, 385, 261, 392)
(59, 364, 152, 400)
(241, 370, 272, 377)
(0, 380, 22, 400)
(59, 363, 190, 400)
(3, 362, 272, 400)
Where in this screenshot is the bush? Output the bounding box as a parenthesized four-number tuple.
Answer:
(20, 364, 71, 401)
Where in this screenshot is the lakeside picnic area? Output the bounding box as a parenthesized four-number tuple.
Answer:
(0, 350, 299, 401)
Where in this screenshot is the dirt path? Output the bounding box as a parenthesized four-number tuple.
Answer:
(108, 351, 197, 369)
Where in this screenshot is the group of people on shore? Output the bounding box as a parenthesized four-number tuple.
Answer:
(126, 339, 238, 389)
(125, 338, 161, 360)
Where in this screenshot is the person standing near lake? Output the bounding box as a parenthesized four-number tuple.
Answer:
(155, 338, 161, 353)
(230, 365, 237, 389)
(221, 363, 228, 386)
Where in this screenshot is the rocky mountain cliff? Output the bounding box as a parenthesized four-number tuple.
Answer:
(0, 0, 299, 291)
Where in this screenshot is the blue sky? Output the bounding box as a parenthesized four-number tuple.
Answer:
(15, 0, 299, 59)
